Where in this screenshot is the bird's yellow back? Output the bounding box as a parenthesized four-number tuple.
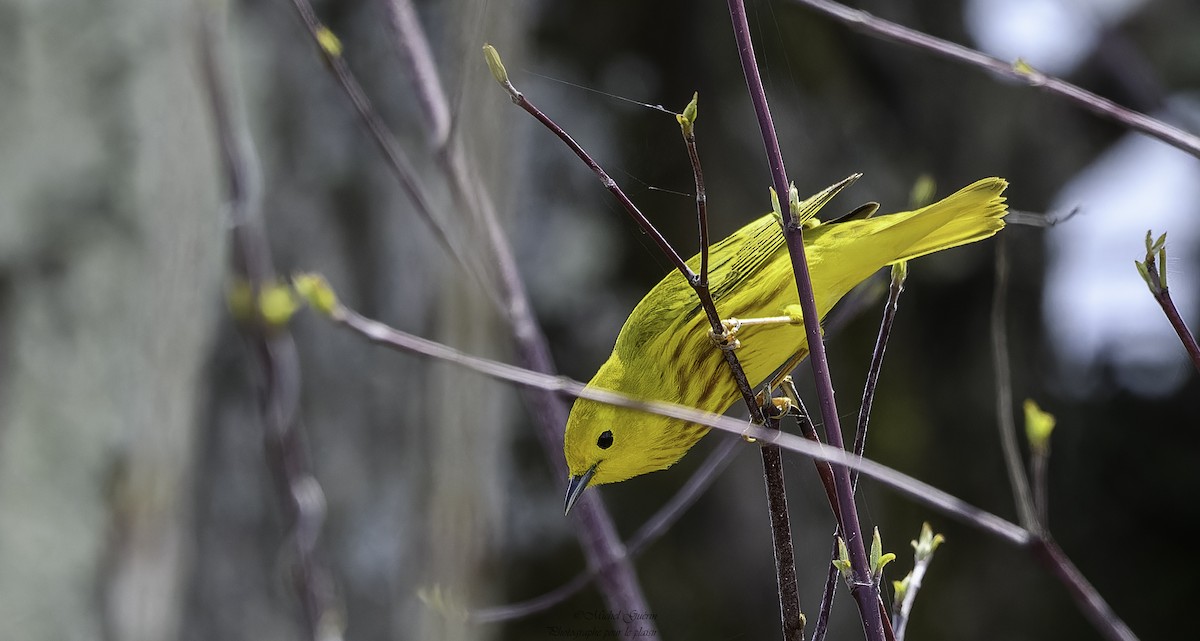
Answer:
(565, 177, 1007, 486)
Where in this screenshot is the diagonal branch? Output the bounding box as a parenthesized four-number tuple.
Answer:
(487, 42, 803, 634)
(307, 294, 1029, 546)
(315, 294, 1141, 641)
(791, 0, 1200, 160)
(283, 0, 497, 306)
(279, 0, 656, 620)
(991, 238, 1039, 531)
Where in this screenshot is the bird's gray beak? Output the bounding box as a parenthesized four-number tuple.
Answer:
(563, 464, 598, 515)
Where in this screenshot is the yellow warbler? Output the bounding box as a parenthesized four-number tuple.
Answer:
(563, 176, 1008, 512)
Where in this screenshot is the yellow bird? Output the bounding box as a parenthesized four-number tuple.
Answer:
(563, 176, 1008, 513)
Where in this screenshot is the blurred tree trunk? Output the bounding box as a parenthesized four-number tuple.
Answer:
(180, 1, 529, 640)
(0, 1, 220, 640)
(418, 2, 527, 639)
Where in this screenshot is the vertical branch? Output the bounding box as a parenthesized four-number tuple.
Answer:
(1030, 448, 1049, 528)
(679, 94, 711, 287)
(198, 9, 342, 641)
(816, 262, 906, 641)
(810, 537, 840, 641)
(762, 426, 805, 641)
(990, 237, 1039, 531)
(725, 3, 884, 640)
(890, 523, 943, 641)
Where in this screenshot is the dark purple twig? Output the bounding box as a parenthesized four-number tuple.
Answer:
(852, 263, 906, 489)
(1030, 538, 1138, 641)
(680, 94, 802, 641)
(726, 2, 883, 639)
(815, 261, 907, 640)
(776, 379, 840, 522)
(880, 602, 896, 641)
(484, 46, 768, 424)
(199, 12, 341, 640)
(791, 0, 1200, 160)
(811, 536, 841, 641)
(1150, 297, 1199, 372)
(487, 61, 691, 279)
(1136, 231, 1200, 373)
(762, 418, 804, 641)
(679, 96, 711, 286)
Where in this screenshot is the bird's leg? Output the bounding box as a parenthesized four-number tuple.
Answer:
(711, 304, 808, 353)
(757, 375, 806, 420)
(708, 318, 742, 350)
(777, 377, 807, 420)
(748, 374, 806, 445)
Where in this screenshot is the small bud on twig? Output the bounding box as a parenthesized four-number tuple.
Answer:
(315, 25, 343, 58)
(1023, 399, 1056, 456)
(294, 273, 340, 316)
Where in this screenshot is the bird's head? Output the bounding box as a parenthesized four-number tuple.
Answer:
(562, 395, 708, 514)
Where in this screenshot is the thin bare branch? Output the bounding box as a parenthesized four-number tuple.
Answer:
(853, 263, 906, 489)
(791, 0, 1200, 160)
(679, 94, 711, 287)
(326, 298, 1143, 640)
(1136, 231, 1200, 373)
(483, 51, 693, 280)
(815, 262, 906, 641)
(322, 301, 1030, 546)
(199, 10, 342, 640)
(487, 44, 817, 637)
(1031, 448, 1050, 528)
(283, 0, 496, 305)
(891, 523, 943, 641)
(810, 536, 840, 641)
(1030, 538, 1139, 641)
(991, 238, 1039, 531)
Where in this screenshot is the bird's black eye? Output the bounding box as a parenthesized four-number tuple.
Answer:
(597, 430, 614, 449)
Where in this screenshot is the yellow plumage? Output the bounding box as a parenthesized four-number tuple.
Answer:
(563, 177, 1007, 501)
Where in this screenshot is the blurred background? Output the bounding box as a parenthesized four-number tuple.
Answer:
(1, 0, 1197, 639)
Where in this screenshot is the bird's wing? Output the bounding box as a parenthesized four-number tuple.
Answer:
(612, 213, 785, 361)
